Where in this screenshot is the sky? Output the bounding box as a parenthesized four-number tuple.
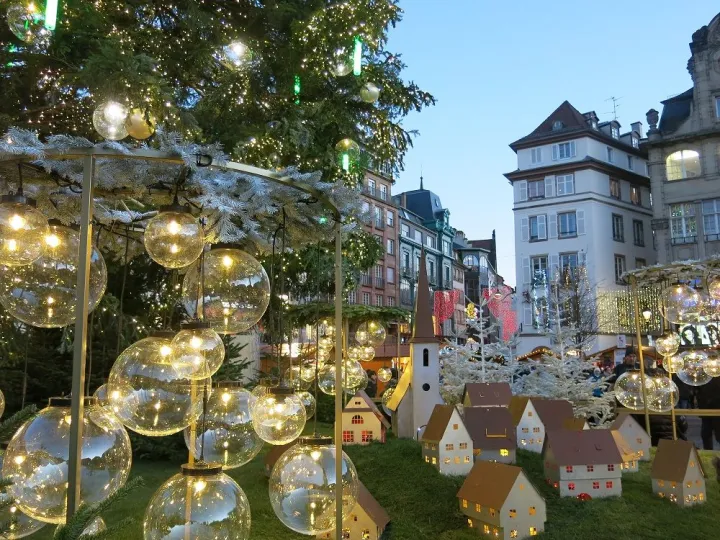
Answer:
(387, 0, 720, 286)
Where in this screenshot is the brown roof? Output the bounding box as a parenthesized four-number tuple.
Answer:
(544, 429, 622, 466)
(457, 461, 532, 509)
(345, 390, 391, 429)
(264, 442, 294, 470)
(651, 439, 706, 482)
(411, 250, 437, 343)
(421, 404, 457, 443)
(356, 481, 390, 529)
(462, 383, 512, 407)
(509, 396, 532, 426)
(611, 413, 641, 431)
(563, 417, 588, 431)
(464, 407, 516, 450)
(610, 431, 636, 462)
(532, 400, 574, 430)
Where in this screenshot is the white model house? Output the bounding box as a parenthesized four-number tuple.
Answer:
(464, 406, 516, 464)
(510, 397, 574, 453)
(421, 404, 474, 476)
(611, 430, 640, 473)
(316, 481, 390, 540)
(543, 429, 623, 499)
(651, 439, 706, 506)
(458, 461, 547, 540)
(462, 382, 512, 408)
(611, 413, 651, 461)
(342, 390, 390, 445)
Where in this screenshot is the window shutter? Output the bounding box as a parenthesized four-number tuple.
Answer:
(552, 145, 558, 161)
(577, 210, 585, 235)
(521, 217, 529, 241)
(548, 213, 557, 239)
(522, 257, 531, 284)
(518, 180, 528, 202)
(524, 306, 533, 327)
(544, 176, 555, 198)
(550, 254, 560, 280)
(570, 141, 577, 157)
(538, 215, 547, 239)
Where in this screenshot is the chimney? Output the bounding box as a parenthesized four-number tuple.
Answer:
(401, 192, 407, 209)
(631, 121, 644, 138)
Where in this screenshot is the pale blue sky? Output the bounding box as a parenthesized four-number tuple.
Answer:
(389, 1, 719, 286)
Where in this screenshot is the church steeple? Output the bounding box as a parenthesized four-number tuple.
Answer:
(420, 174, 424, 190)
(411, 250, 437, 343)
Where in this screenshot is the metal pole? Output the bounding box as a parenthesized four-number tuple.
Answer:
(66, 154, 95, 521)
(630, 276, 652, 436)
(333, 224, 343, 540)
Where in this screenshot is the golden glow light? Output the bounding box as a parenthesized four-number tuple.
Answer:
(0, 201, 49, 266)
(250, 392, 306, 445)
(144, 209, 204, 269)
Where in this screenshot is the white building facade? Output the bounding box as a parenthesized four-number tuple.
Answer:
(505, 101, 656, 356)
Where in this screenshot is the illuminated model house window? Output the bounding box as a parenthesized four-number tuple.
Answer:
(509, 397, 575, 454)
(650, 439, 706, 507)
(610, 414, 650, 463)
(420, 404, 474, 476)
(341, 390, 390, 446)
(463, 406, 517, 464)
(316, 481, 389, 540)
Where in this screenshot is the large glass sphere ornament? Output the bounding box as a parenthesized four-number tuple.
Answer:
(300, 362, 317, 383)
(171, 321, 225, 380)
(6, 3, 48, 44)
(704, 353, 720, 377)
(647, 375, 680, 413)
(377, 366, 392, 383)
(677, 350, 712, 386)
(709, 276, 720, 300)
(184, 384, 262, 470)
(381, 387, 395, 416)
(143, 462, 251, 540)
(360, 82, 381, 104)
(335, 138, 360, 173)
(356, 321, 386, 347)
(655, 332, 680, 357)
(251, 384, 269, 403)
(182, 246, 270, 334)
(0, 496, 46, 539)
(220, 40, 253, 69)
(343, 360, 368, 394)
(1, 397, 132, 524)
(125, 108, 155, 140)
(319, 320, 336, 339)
(92, 101, 129, 141)
(318, 364, 341, 396)
(144, 204, 204, 269)
(0, 194, 49, 266)
(660, 284, 702, 324)
(614, 370, 657, 410)
(330, 48, 352, 77)
(251, 388, 306, 445)
(0, 223, 107, 328)
(79, 517, 106, 537)
(297, 391, 316, 419)
(346, 345, 363, 362)
(663, 354, 685, 374)
(699, 293, 720, 323)
(269, 437, 359, 535)
(107, 332, 208, 436)
(359, 345, 376, 363)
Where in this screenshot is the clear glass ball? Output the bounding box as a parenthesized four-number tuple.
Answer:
(6, 3, 49, 44)
(269, 439, 359, 535)
(704, 353, 720, 377)
(171, 324, 225, 380)
(144, 465, 251, 540)
(335, 138, 360, 172)
(184, 385, 262, 470)
(318, 364, 342, 396)
(360, 82, 381, 104)
(647, 375, 679, 413)
(346, 345, 363, 362)
(251, 384, 269, 403)
(0, 495, 46, 538)
(0, 224, 107, 328)
(251, 392, 306, 445)
(0, 200, 49, 267)
(92, 383, 109, 409)
(677, 351, 712, 386)
(359, 346, 376, 362)
(318, 336, 334, 349)
(300, 363, 317, 383)
(79, 516, 106, 537)
(182, 247, 270, 334)
(663, 354, 685, 374)
(329, 48, 352, 77)
(108, 335, 208, 436)
(1, 400, 132, 524)
(655, 332, 680, 357)
(660, 284, 701, 324)
(284, 366, 312, 392)
(699, 293, 720, 323)
(377, 367, 392, 383)
(297, 391, 316, 419)
(709, 276, 720, 300)
(343, 360, 368, 394)
(219, 40, 253, 69)
(319, 320, 335, 339)
(381, 387, 395, 416)
(144, 210, 204, 269)
(92, 101, 128, 141)
(125, 108, 155, 140)
(356, 321, 386, 347)
(614, 370, 657, 410)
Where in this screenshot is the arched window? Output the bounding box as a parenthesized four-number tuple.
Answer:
(423, 348, 429, 367)
(351, 415, 364, 425)
(463, 255, 479, 268)
(666, 150, 701, 180)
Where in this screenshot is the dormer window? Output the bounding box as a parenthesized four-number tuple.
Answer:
(592, 120, 598, 130)
(632, 137, 639, 149)
(611, 126, 619, 139)
(552, 120, 564, 131)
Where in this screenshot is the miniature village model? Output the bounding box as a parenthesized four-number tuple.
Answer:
(510, 397, 574, 453)
(462, 382, 512, 408)
(464, 406, 517, 464)
(457, 461, 547, 540)
(651, 439, 707, 506)
(316, 481, 390, 540)
(421, 404, 474, 476)
(611, 430, 640, 473)
(342, 389, 391, 445)
(543, 429, 623, 499)
(611, 413, 651, 461)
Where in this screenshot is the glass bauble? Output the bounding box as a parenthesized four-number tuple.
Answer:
(318, 364, 342, 396)
(335, 138, 360, 172)
(125, 109, 155, 140)
(614, 370, 656, 410)
(0, 197, 49, 266)
(699, 293, 719, 323)
(704, 353, 720, 377)
(300, 363, 317, 383)
(92, 101, 128, 141)
(171, 322, 225, 380)
(184, 384, 262, 470)
(269, 437, 359, 535)
(285, 366, 312, 392)
(660, 284, 701, 324)
(79, 516, 106, 537)
(381, 387, 395, 416)
(182, 246, 270, 334)
(220, 40, 253, 69)
(319, 320, 336, 339)
(709, 276, 720, 300)
(647, 375, 680, 413)
(0, 223, 107, 328)
(360, 82, 381, 104)
(251, 390, 306, 445)
(655, 332, 680, 357)
(108, 334, 208, 436)
(377, 366, 392, 383)
(296, 391, 316, 419)
(359, 345, 376, 362)
(346, 345, 363, 361)
(318, 336, 334, 349)
(143, 463, 251, 540)
(6, 3, 48, 43)
(330, 48, 352, 77)
(356, 321, 386, 347)
(0, 495, 46, 538)
(663, 354, 685, 374)
(343, 360, 368, 394)
(677, 350, 712, 386)
(250, 384, 269, 403)
(1, 398, 131, 524)
(144, 207, 204, 269)
(92, 383, 109, 409)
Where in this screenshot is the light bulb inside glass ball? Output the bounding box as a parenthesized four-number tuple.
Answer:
(182, 246, 270, 334)
(296, 391, 316, 419)
(6, 3, 48, 44)
(343, 360, 368, 394)
(360, 82, 381, 103)
(251, 390, 306, 445)
(663, 354, 685, 374)
(703, 353, 720, 377)
(359, 345, 376, 363)
(1, 398, 132, 524)
(93, 101, 128, 141)
(377, 367, 393, 383)
(108, 334, 208, 436)
(171, 322, 225, 380)
(614, 370, 656, 410)
(346, 345, 363, 362)
(0, 196, 49, 266)
(125, 108, 155, 139)
(655, 332, 680, 357)
(144, 207, 204, 269)
(219, 40, 253, 69)
(330, 48, 352, 77)
(184, 384, 262, 470)
(143, 463, 251, 540)
(356, 321, 386, 347)
(647, 375, 679, 413)
(285, 366, 312, 392)
(0, 496, 46, 538)
(335, 138, 360, 172)
(269, 437, 359, 535)
(79, 516, 106, 537)
(0, 223, 107, 328)
(660, 284, 701, 324)
(709, 276, 720, 300)
(677, 350, 712, 386)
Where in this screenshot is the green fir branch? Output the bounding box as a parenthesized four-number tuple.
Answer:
(0, 405, 37, 442)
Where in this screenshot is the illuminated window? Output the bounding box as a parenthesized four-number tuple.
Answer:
(500, 449, 510, 457)
(467, 518, 473, 527)
(529, 506, 536, 516)
(528, 438, 534, 444)
(342, 529, 351, 539)
(446, 443, 454, 451)
(537, 438, 542, 444)
(462, 499, 468, 508)
(607, 464, 615, 472)
(666, 150, 701, 180)
(494, 529, 499, 537)
(530, 527, 538, 536)
(425, 456, 429, 463)
(636, 438, 643, 444)
(351, 415, 364, 425)
(454, 456, 460, 464)
(522, 428, 529, 433)
(511, 531, 518, 539)
(686, 482, 692, 488)
(606, 481, 613, 489)
(475, 503, 482, 512)
(669, 494, 677, 503)
(566, 466, 573, 473)
(568, 483, 575, 491)
(685, 495, 692, 503)
(699, 493, 705, 501)
(432, 457, 436, 465)
(489, 508, 496, 517)
(361, 431, 373, 442)
(593, 482, 600, 490)
(453, 423, 459, 430)
(533, 427, 541, 433)
(509, 509, 517, 518)
(671, 482, 677, 488)
(484, 525, 490, 534)
(658, 492, 665, 498)
(464, 456, 471, 463)
(459, 442, 468, 449)
(343, 431, 354, 443)
(444, 458, 450, 464)
(521, 439, 527, 446)
(638, 450, 644, 457)
(586, 465, 594, 472)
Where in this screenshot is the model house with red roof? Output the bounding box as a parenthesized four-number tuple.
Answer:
(342, 390, 391, 445)
(509, 397, 574, 453)
(651, 439, 706, 506)
(464, 407, 516, 464)
(462, 382, 513, 408)
(317, 481, 390, 540)
(611, 413, 650, 461)
(421, 404, 474, 476)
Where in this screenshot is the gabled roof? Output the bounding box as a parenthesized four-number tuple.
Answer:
(658, 88, 693, 135)
(532, 400, 575, 430)
(651, 438, 706, 482)
(509, 396, 532, 426)
(462, 382, 512, 407)
(544, 429, 622, 466)
(611, 413, 647, 435)
(464, 407, 516, 450)
(344, 390, 391, 429)
(457, 461, 537, 509)
(511, 101, 589, 148)
(563, 417, 588, 431)
(356, 481, 390, 529)
(421, 404, 458, 443)
(611, 431, 636, 462)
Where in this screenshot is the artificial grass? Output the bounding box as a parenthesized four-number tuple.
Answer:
(31, 430, 720, 539)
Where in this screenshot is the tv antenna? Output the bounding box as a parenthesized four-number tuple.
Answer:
(605, 96, 622, 121)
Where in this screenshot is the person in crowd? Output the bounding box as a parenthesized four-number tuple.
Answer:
(365, 370, 378, 397)
(610, 352, 637, 383)
(696, 376, 720, 449)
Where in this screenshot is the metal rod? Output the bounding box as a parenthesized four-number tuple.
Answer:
(333, 224, 343, 540)
(66, 154, 95, 521)
(630, 276, 652, 436)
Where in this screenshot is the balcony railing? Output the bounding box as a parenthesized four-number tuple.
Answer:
(375, 219, 385, 230)
(374, 277, 385, 288)
(361, 274, 372, 286)
(671, 235, 697, 245)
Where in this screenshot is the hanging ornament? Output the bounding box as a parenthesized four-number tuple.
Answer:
(377, 366, 392, 383)
(1, 397, 132, 524)
(335, 138, 360, 173)
(381, 387, 395, 415)
(250, 383, 269, 404)
(219, 40, 253, 69)
(647, 375, 679, 413)
(285, 366, 312, 392)
(343, 360, 369, 394)
(359, 345, 376, 362)
(144, 202, 204, 269)
(356, 321, 386, 347)
(6, 3, 49, 44)
(330, 48, 352, 77)
(300, 362, 317, 383)
(0, 222, 107, 328)
(269, 436, 359, 535)
(107, 332, 208, 436)
(655, 332, 680, 357)
(663, 354, 684, 374)
(44, 0, 58, 31)
(182, 245, 270, 334)
(171, 321, 225, 380)
(0, 188, 49, 266)
(614, 370, 656, 411)
(184, 383, 263, 470)
(296, 391, 316, 419)
(92, 100, 129, 141)
(0, 496, 46, 538)
(659, 284, 701, 324)
(318, 363, 342, 396)
(250, 388, 306, 445)
(708, 276, 720, 300)
(78, 517, 106, 537)
(143, 462, 251, 540)
(677, 350, 712, 386)
(125, 108, 156, 140)
(346, 345, 363, 361)
(360, 82, 381, 104)
(704, 352, 720, 377)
